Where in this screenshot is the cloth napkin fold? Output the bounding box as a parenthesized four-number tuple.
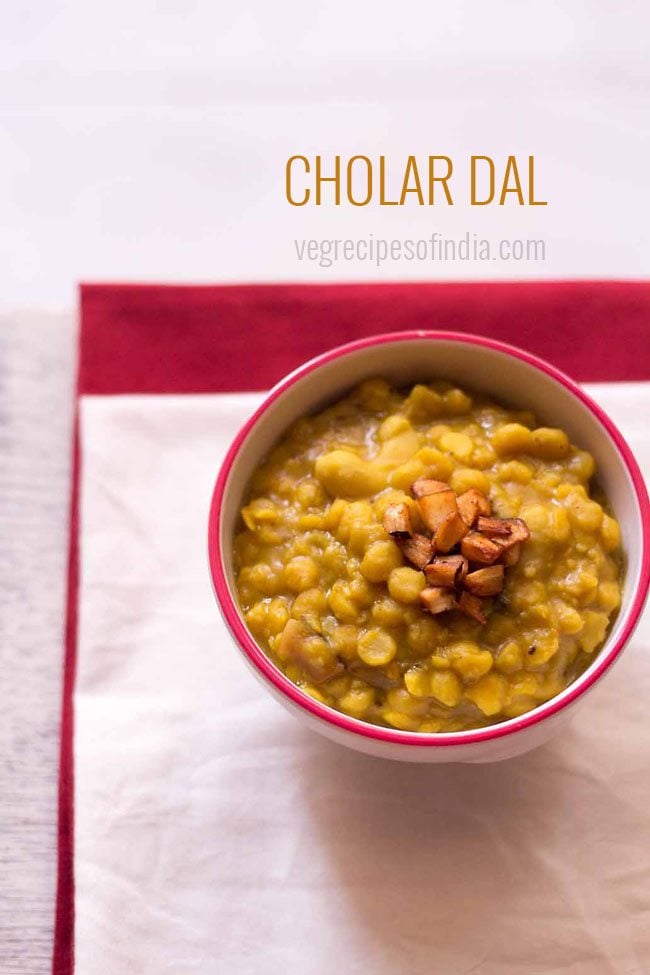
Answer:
(55, 283, 650, 975)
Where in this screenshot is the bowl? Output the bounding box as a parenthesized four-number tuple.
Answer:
(208, 331, 650, 763)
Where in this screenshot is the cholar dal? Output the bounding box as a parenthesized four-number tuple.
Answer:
(234, 379, 622, 732)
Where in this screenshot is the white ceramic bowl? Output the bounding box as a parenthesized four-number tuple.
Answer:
(208, 332, 650, 763)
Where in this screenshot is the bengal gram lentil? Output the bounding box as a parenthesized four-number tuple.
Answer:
(234, 379, 623, 732)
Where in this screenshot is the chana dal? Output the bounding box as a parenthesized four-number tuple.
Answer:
(234, 378, 623, 732)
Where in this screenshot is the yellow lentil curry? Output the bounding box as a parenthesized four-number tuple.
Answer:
(234, 379, 622, 732)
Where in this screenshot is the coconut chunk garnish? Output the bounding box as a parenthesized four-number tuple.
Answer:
(383, 476, 530, 624)
(382, 502, 413, 538)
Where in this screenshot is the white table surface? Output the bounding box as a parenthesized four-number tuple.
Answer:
(1, 312, 75, 973)
(2, 2, 650, 971)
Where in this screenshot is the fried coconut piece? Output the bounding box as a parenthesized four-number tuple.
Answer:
(420, 586, 458, 615)
(475, 516, 511, 537)
(424, 554, 468, 588)
(501, 543, 521, 567)
(465, 565, 505, 597)
(380, 475, 530, 626)
(382, 502, 413, 538)
(458, 591, 487, 624)
(457, 489, 491, 527)
(417, 488, 458, 534)
(460, 532, 502, 565)
(398, 533, 434, 569)
(477, 516, 531, 550)
(433, 511, 470, 553)
(411, 478, 450, 499)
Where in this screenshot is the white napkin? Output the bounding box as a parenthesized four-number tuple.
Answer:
(75, 385, 650, 975)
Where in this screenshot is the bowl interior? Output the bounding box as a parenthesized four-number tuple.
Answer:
(215, 335, 646, 730)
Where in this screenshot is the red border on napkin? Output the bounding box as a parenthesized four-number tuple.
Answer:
(79, 281, 650, 393)
(53, 280, 650, 973)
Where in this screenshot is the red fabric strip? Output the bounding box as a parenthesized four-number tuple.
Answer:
(80, 281, 650, 392)
(52, 421, 78, 975)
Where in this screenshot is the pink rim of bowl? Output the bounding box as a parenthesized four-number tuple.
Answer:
(208, 330, 650, 748)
